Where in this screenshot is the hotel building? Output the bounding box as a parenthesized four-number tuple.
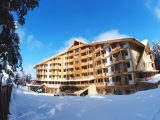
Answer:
(28, 38, 159, 95)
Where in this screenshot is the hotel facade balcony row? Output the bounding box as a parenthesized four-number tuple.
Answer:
(29, 38, 158, 95)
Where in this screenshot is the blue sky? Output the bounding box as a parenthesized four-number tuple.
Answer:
(17, 0, 160, 77)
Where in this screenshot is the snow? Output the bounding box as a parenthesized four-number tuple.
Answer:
(1, 71, 9, 86)
(141, 39, 148, 46)
(141, 74, 160, 84)
(9, 86, 160, 120)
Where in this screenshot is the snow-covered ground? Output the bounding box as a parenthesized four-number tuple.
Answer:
(9, 86, 160, 120)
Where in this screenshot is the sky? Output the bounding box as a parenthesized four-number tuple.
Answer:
(17, 0, 160, 77)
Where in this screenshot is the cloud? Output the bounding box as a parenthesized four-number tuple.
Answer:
(16, 28, 43, 50)
(57, 30, 130, 53)
(16, 28, 25, 41)
(26, 35, 43, 50)
(145, 0, 160, 20)
(65, 37, 88, 46)
(58, 37, 89, 53)
(94, 29, 130, 41)
(155, 5, 160, 19)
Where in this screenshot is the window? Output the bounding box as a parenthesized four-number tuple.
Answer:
(75, 74, 80, 77)
(104, 78, 109, 82)
(75, 60, 80, 64)
(75, 48, 79, 53)
(97, 69, 102, 74)
(127, 61, 130, 68)
(112, 44, 117, 49)
(110, 57, 112, 61)
(103, 68, 108, 73)
(116, 76, 119, 82)
(103, 50, 106, 54)
(75, 54, 79, 58)
(111, 66, 114, 72)
(75, 67, 80, 70)
(123, 50, 128, 56)
(112, 77, 115, 82)
(109, 47, 111, 52)
(90, 72, 93, 75)
(128, 74, 132, 81)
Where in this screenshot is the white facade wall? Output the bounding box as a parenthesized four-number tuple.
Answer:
(108, 77, 115, 86)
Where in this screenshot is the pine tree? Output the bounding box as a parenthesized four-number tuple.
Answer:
(152, 42, 160, 73)
(14, 73, 20, 87)
(26, 73, 32, 83)
(0, 0, 39, 84)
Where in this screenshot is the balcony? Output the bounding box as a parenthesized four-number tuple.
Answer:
(81, 49, 87, 53)
(96, 73, 105, 78)
(112, 70, 121, 74)
(88, 61, 93, 64)
(88, 54, 92, 57)
(111, 56, 126, 65)
(81, 55, 88, 59)
(82, 69, 88, 73)
(96, 64, 103, 69)
(82, 62, 88, 66)
(95, 47, 103, 53)
(66, 59, 73, 62)
(95, 55, 104, 61)
(67, 65, 73, 68)
(66, 71, 73, 75)
(67, 52, 74, 57)
(111, 45, 121, 52)
(37, 66, 46, 70)
(88, 68, 94, 71)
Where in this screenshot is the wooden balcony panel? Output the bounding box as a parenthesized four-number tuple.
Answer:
(95, 47, 103, 53)
(82, 70, 88, 73)
(81, 55, 88, 59)
(96, 73, 105, 77)
(67, 53, 74, 57)
(82, 62, 88, 66)
(81, 49, 87, 53)
(111, 48, 124, 55)
(88, 61, 93, 64)
(96, 65, 102, 69)
(109, 59, 127, 67)
(112, 45, 121, 52)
